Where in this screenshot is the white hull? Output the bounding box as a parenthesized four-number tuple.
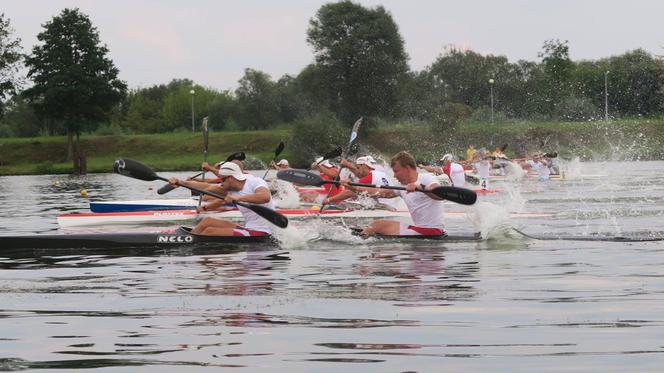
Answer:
(58, 208, 553, 228)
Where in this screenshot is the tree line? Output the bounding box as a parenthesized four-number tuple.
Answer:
(1, 1, 664, 142)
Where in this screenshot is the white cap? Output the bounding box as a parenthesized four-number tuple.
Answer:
(218, 162, 247, 181)
(276, 159, 289, 166)
(440, 154, 454, 162)
(315, 156, 333, 168)
(355, 156, 376, 169)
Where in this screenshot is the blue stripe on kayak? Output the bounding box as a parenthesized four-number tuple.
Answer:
(90, 203, 197, 213)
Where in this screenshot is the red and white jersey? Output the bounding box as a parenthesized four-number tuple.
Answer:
(443, 162, 466, 187)
(227, 175, 274, 234)
(395, 173, 444, 229)
(358, 170, 397, 208)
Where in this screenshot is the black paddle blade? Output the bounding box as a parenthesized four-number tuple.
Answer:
(239, 202, 288, 228)
(113, 158, 158, 181)
(323, 146, 343, 161)
(277, 169, 325, 186)
(275, 141, 285, 157)
(157, 184, 177, 195)
(430, 186, 477, 205)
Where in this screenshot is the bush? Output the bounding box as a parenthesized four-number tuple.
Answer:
(290, 112, 348, 167)
(0, 124, 14, 138)
(468, 106, 509, 123)
(93, 124, 125, 135)
(430, 102, 472, 131)
(554, 96, 600, 121)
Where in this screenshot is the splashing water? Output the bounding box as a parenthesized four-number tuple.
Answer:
(273, 219, 367, 249)
(465, 201, 512, 237)
(270, 179, 301, 209)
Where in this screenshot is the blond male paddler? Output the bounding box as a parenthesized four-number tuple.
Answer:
(346, 151, 445, 237)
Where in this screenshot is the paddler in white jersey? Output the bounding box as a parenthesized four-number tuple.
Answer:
(348, 151, 446, 237)
(322, 155, 398, 210)
(168, 162, 274, 236)
(418, 154, 466, 187)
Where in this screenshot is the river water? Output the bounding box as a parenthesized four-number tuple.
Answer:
(1, 161, 664, 371)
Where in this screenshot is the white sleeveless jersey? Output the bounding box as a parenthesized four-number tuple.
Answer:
(395, 173, 445, 229)
(228, 175, 275, 233)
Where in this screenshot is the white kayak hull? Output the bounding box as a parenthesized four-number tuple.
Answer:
(58, 208, 554, 228)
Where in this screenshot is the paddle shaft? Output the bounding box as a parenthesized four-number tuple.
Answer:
(158, 175, 286, 225)
(319, 118, 362, 211)
(262, 142, 285, 179)
(321, 180, 476, 205)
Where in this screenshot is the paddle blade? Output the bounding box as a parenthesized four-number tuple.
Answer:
(237, 202, 288, 228)
(202, 117, 209, 150)
(349, 117, 363, 146)
(322, 146, 342, 161)
(277, 169, 325, 186)
(157, 184, 177, 195)
(113, 158, 159, 181)
(430, 186, 477, 205)
(275, 141, 285, 157)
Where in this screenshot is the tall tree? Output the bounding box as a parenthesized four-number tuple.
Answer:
(24, 8, 127, 164)
(235, 68, 280, 130)
(0, 13, 23, 118)
(538, 39, 573, 115)
(307, 1, 408, 123)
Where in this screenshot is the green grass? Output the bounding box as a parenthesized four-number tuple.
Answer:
(1, 118, 663, 175)
(0, 130, 292, 175)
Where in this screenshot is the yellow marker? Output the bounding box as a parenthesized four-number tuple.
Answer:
(80, 189, 88, 197)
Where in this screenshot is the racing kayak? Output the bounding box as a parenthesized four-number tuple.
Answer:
(0, 226, 274, 250)
(57, 208, 555, 227)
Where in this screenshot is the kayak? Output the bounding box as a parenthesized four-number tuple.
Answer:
(0, 226, 274, 250)
(58, 208, 411, 227)
(465, 171, 606, 182)
(350, 228, 483, 242)
(3, 226, 660, 251)
(57, 208, 555, 227)
(351, 228, 664, 243)
(90, 199, 200, 213)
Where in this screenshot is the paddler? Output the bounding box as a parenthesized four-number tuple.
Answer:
(348, 151, 445, 237)
(322, 155, 397, 210)
(269, 159, 291, 170)
(169, 162, 274, 236)
(418, 154, 466, 187)
(300, 156, 343, 203)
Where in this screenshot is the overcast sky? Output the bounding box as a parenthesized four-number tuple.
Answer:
(4, 0, 663, 91)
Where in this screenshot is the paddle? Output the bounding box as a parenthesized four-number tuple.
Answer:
(115, 158, 288, 228)
(279, 169, 477, 206)
(319, 117, 362, 212)
(262, 141, 286, 179)
(156, 151, 246, 195)
(309, 146, 343, 170)
(198, 117, 210, 208)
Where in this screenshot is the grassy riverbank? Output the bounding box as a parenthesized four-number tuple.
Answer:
(1, 119, 663, 175)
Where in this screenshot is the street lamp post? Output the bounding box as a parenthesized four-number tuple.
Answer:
(488, 78, 495, 124)
(190, 89, 196, 132)
(604, 71, 609, 121)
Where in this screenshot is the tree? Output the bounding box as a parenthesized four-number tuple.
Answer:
(0, 13, 23, 117)
(234, 68, 280, 130)
(23, 8, 127, 168)
(307, 1, 409, 123)
(537, 39, 573, 115)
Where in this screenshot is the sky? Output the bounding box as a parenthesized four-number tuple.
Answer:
(3, 0, 664, 91)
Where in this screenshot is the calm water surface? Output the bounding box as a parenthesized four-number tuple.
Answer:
(1, 161, 664, 372)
